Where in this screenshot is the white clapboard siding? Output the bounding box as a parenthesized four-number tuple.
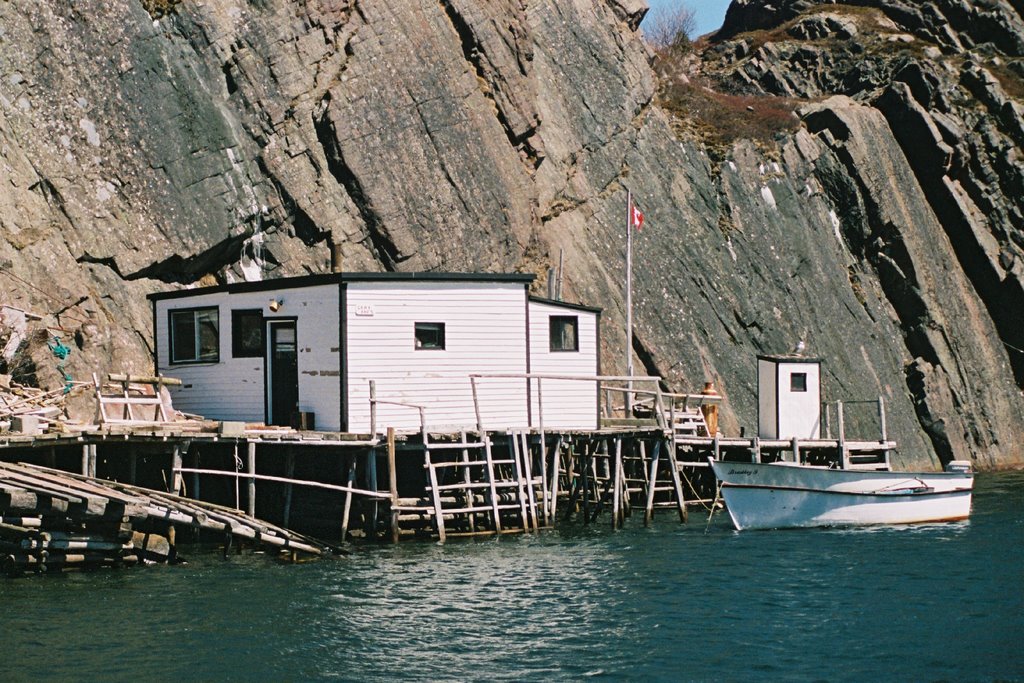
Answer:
(154, 284, 342, 430)
(345, 282, 530, 432)
(528, 300, 600, 430)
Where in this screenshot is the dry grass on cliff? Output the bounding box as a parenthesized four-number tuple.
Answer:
(990, 62, 1024, 102)
(141, 0, 181, 19)
(658, 79, 801, 158)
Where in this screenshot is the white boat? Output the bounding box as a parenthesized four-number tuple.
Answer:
(709, 459, 974, 531)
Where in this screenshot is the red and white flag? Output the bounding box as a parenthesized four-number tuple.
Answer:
(631, 202, 644, 231)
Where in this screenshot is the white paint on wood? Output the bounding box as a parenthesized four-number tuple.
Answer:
(154, 284, 341, 430)
(153, 278, 606, 434)
(758, 357, 821, 439)
(527, 300, 599, 430)
(345, 282, 530, 432)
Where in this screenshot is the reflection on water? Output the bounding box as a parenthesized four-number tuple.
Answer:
(1, 473, 1022, 682)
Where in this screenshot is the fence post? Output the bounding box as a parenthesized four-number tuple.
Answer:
(837, 400, 847, 469)
(470, 376, 484, 433)
(369, 380, 377, 438)
(877, 395, 887, 444)
(654, 385, 667, 430)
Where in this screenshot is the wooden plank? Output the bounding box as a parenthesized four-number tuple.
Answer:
(459, 430, 476, 535)
(425, 444, 447, 542)
(509, 433, 530, 532)
(519, 431, 538, 531)
(643, 436, 659, 528)
(482, 434, 502, 533)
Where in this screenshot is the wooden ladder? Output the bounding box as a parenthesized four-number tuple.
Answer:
(417, 430, 535, 541)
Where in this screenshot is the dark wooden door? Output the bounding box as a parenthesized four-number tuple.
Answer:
(267, 321, 298, 426)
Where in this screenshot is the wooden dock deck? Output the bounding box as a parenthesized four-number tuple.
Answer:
(0, 373, 895, 548)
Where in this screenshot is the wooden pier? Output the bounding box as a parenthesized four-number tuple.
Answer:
(0, 373, 894, 552)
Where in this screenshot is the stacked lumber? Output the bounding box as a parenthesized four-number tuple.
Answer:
(0, 461, 333, 576)
(0, 375, 84, 429)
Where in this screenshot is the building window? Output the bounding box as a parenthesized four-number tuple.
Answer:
(550, 316, 579, 352)
(790, 372, 807, 392)
(169, 307, 219, 363)
(232, 309, 264, 358)
(415, 322, 445, 350)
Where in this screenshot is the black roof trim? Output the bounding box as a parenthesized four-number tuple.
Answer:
(757, 354, 823, 364)
(528, 296, 602, 315)
(147, 271, 536, 301)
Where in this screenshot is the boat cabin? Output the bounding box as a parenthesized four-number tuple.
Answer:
(757, 354, 822, 439)
(148, 273, 601, 432)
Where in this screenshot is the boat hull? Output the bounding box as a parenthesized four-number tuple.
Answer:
(710, 461, 973, 531)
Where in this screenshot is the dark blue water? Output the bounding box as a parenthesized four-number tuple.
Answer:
(2, 473, 1022, 682)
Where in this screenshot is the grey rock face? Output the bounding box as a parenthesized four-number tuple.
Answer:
(700, 0, 1024, 466)
(0, 0, 1021, 468)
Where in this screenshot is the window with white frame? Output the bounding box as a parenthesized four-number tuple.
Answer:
(169, 307, 220, 363)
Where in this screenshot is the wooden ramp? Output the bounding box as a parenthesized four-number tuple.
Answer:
(0, 461, 333, 575)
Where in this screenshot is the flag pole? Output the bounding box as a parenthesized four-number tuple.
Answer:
(626, 189, 634, 414)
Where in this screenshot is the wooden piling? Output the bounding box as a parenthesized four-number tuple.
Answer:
(170, 444, 183, 495)
(246, 442, 256, 518)
(387, 427, 399, 543)
(509, 433, 531, 532)
(644, 438, 661, 526)
(282, 448, 296, 529)
(340, 452, 357, 540)
(611, 437, 623, 529)
(365, 448, 379, 538)
(837, 400, 847, 469)
(666, 439, 688, 523)
(548, 435, 563, 521)
(191, 450, 201, 502)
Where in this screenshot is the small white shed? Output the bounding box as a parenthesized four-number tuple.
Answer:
(527, 297, 601, 430)
(757, 354, 822, 439)
(148, 273, 601, 433)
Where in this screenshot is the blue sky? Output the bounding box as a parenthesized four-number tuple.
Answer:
(643, 0, 732, 37)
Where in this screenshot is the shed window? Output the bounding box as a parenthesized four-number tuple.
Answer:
(415, 322, 445, 350)
(232, 309, 264, 358)
(169, 307, 219, 363)
(790, 372, 807, 392)
(550, 316, 579, 352)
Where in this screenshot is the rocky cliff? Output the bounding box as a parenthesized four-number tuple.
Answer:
(0, 0, 1021, 468)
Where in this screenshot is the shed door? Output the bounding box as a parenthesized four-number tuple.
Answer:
(267, 320, 298, 426)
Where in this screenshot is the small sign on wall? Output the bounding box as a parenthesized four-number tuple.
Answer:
(355, 304, 375, 317)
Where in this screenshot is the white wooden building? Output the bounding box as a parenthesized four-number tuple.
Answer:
(148, 273, 601, 432)
(757, 354, 822, 439)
